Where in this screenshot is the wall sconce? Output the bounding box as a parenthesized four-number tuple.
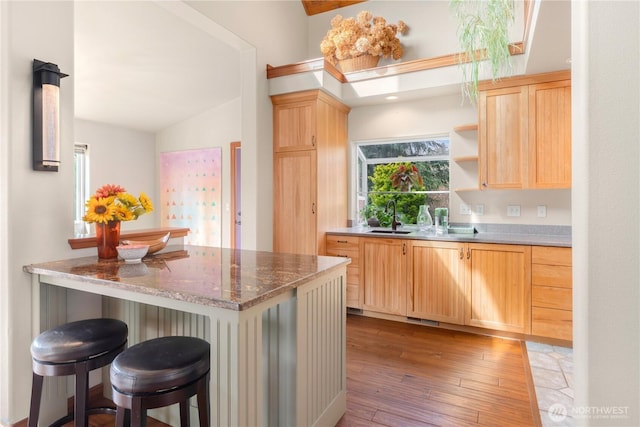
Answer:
(32, 59, 68, 172)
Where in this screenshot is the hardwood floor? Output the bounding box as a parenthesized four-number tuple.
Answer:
(336, 315, 538, 427)
(59, 314, 538, 427)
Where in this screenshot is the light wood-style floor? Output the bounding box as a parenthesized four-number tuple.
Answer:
(337, 315, 538, 427)
(62, 314, 538, 427)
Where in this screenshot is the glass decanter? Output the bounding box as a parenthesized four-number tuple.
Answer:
(417, 205, 433, 232)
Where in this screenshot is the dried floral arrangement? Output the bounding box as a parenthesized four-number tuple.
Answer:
(320, 11, 409, 65)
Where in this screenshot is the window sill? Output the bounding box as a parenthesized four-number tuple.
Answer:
(68, 227, 190, 250)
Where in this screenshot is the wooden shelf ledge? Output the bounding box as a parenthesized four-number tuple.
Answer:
(453, 155, 479, 163)
(68, 227, 190, 250)
(453, 124, 478, 132)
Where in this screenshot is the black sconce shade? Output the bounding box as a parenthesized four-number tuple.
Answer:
(33, 59, 68, 172)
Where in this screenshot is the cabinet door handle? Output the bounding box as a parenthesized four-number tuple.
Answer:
(459, 248, 464, 259)
(482, 182, 488, 187)
(466, 248, 471, 259)
(312, 135, 316, 146)
(312, 203, 316, 214)
(337, 240, 348, 244)
(402, 242, 406, 255)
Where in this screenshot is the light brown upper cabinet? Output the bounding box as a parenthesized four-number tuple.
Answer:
(478, 70, 571, 190)
(479, 85, 528, 189)
(528, 80, 572, 188)
(272, 90, 350, 256)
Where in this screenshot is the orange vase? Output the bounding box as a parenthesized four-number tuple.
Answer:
(95, 221, 121, 259)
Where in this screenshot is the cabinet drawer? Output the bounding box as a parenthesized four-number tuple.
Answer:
(532, 246, 572, 266)
(532, 263, 572, 288)
(326, 249, 359, 267)
(532, 307, 572, 341)
(346, 265, 360, 284)
(326, 235, 360, 252)
(532, 285, 572, 310)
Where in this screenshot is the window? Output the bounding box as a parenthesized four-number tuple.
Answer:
(74, 144, 89, 227)
(355, 136, 449, 227)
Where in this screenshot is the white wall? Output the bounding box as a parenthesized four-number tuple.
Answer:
(75, 119, 157, 233)
(155, 98, 241, 248)
(188, 0, 308, 251)
(0, 1, 75, 423)
(348, 93, 572, 226)
(572, 2, 640, 425)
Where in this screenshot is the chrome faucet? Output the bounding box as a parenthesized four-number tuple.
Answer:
(386, 200, 401, 231)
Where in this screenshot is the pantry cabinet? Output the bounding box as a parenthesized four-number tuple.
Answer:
(272, 90, 350, 255)
(465, 243, 532, 334)
(478, 70, 571, 189)
(361, 237, 407, 316)
(408, 240, 466, 324)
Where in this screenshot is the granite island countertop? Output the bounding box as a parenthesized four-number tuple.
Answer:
(24, 245, 350, 311)
(328, 223, 572, 247)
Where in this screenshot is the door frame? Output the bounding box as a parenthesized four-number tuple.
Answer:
(230, 141, 241, 249)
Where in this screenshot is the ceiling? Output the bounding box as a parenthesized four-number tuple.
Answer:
(73, 1, 570, 134)
(74, 1, 241, 133)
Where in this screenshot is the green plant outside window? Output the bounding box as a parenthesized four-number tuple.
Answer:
(356, 137, 450, 227)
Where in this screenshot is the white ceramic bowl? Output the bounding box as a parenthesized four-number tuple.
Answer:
(116, 244, 150, 263)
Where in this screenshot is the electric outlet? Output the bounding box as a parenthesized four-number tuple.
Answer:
(475, 204, 485, 216)
(537, 205, 547, 218)
(460, 204, 471, 215)
(507, 205, 521, 217)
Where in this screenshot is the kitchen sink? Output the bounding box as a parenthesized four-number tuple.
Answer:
(368, 229, 412, 234)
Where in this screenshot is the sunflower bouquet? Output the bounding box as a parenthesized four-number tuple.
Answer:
(83, 184, 153, 224)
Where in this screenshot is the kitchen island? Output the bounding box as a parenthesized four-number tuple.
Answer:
(25, 245, 349, 427)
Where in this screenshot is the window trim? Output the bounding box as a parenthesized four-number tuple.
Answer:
(74, 143, 89, 222)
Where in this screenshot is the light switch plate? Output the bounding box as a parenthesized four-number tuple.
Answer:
(507, 205, 521, 217)
(475, 204, 485, 216)
(460, 204, 471, 215)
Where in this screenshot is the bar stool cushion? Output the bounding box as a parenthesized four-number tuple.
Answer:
(31, 318, 128, 364)
(110, 336, 210, 394)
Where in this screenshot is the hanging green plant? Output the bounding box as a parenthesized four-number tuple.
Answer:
(450, 0, 516, 103)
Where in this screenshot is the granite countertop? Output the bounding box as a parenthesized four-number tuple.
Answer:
(24, 245, 350, 311)
(327, 223, 572, 247)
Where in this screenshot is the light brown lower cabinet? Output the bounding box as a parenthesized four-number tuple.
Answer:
(326, 235, 361, 308)
(409, 241, 532, 334)
(408, 240, 466, 324)
(330, 232, 571, 341)
(531, 246, 573, 340)
(361, 237, 407, 316)
(465, 243, 532, 334)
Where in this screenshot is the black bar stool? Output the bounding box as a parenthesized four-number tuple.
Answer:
(110, 336, 210, 427)
(28, 318, 128, 427)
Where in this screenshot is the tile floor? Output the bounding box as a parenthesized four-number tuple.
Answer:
(526, 341, 575, 426)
